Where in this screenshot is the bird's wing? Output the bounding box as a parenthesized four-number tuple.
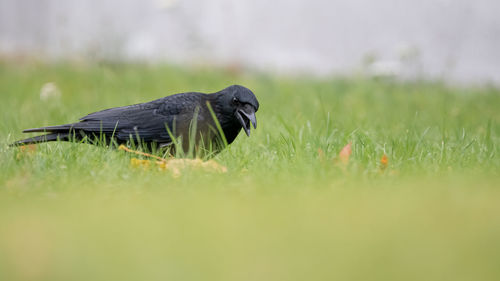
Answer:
(24, 93, 207, 143)
(78, 93, 206, 142)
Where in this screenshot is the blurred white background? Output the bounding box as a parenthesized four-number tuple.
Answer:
(1, 0, 499, 83)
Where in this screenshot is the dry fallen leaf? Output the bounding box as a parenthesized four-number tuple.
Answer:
(338, 142, 352, 165)
(317, 148, 325, 162)
(380, 154, 389, 170)
(130, 158, 153, 169)
(16, 144, 37, 159)
(130, 158, 227, 177)
(122, 145, 227, 177)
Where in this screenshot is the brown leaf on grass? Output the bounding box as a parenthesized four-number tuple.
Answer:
(123, 145, 227, 177)
(130, 157, 227, 178)
(16, 144, 37, 159)
(317, 148, 325, 162)
(338, 142, 352, 165)
(380, 154, 389, 170)
(20, 144, 37, 153)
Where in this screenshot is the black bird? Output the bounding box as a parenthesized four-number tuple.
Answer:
(12, 85, 259, 155)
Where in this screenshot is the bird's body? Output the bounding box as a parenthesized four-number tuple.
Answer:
(12, 85, 259, 156)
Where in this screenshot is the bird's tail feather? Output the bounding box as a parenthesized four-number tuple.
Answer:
(22, 124, 73, 133)
(10, 133, 70, 146)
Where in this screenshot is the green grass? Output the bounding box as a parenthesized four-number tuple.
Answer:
(0, 61, 499, 281)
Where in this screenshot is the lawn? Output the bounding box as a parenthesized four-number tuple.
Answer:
(0, 61, 499, 281)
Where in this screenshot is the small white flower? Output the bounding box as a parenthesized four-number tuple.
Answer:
(40, 82, 61, 101)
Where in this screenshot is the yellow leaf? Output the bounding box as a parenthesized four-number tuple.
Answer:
(130, 158, 152, 170)
(126, 149, 227, 176)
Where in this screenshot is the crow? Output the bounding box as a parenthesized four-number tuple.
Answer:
(12, 85, 259, 155)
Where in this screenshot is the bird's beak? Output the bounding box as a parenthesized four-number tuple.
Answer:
(235, 106, 257, 136)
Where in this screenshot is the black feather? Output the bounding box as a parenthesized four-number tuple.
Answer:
(11, 133, 69, 146)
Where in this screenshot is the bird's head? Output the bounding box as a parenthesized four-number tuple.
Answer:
(215, 85, 259, 136)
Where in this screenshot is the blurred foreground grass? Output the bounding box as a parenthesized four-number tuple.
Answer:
(0, 61, 499, 281)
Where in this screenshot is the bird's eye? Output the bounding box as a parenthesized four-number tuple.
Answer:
(232, 97, 239, 104)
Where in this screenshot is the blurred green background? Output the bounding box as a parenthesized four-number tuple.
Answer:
(0, 61, 499, 281)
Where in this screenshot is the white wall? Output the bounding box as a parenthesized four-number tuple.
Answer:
(1, 0, 499, 83)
